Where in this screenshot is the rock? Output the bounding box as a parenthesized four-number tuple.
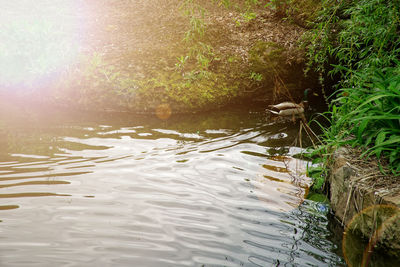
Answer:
(329, 147, 400, 258)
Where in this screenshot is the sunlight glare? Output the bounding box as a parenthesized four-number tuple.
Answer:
(0, 1, 84, 89)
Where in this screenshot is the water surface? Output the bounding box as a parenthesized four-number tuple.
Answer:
(0, 105, 344, 266)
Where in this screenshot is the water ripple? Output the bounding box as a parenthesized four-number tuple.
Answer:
(0, 108, 345, 266)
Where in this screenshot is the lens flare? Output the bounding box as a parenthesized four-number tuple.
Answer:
(155, 103, 172, 120)
(342, 204, 400, 266)
(0, 1, 84, 90)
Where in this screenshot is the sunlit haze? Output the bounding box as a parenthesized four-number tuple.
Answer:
(0, 1, 84, 89)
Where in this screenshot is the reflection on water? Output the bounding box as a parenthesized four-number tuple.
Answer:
(0, 106, 345, 266)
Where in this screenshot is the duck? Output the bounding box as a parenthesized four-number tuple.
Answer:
(266, 88, 312, 117)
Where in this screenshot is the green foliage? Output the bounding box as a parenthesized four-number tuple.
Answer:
(133, 69, 240, 111)
(241, 11, 257, 22)
(307, 164, 325, 191)
(306, 192, 329, 204)
(339, 69, 400, 174)
(180, 0, 207, 43)
(177, 2, 216, 78)
(175, 55, 189, 72)
(303, 0, 342, 83)
(306, 0, 400, 177)
(168, 0, 269, 110)
(250, 71, 263, 82)
(240, 0, 260, 22)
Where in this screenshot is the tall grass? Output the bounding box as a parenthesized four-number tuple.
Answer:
(306, 0, 400, 176)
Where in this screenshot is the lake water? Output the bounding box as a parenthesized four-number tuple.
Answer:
(0, 105, 345, 266)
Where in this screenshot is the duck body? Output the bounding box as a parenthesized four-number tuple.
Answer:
(266, 88, 312, 117)
(267, 101, 305, 116)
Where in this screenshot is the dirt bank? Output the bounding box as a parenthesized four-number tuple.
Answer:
(2, 0, 315, 114)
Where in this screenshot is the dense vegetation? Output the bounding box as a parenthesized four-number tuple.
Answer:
(304, 0, 400, 183)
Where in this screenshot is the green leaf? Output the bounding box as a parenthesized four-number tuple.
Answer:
(362, 136, 400, 157)
(375, 131, 387, 146)
(390, 150, 398, 164)
(357, 120, 368, 141)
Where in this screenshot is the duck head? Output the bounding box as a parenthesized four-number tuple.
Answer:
(302, 88, 317, 109)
